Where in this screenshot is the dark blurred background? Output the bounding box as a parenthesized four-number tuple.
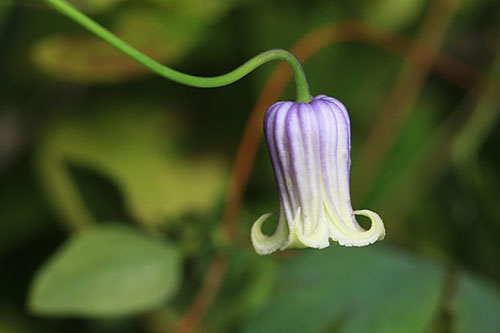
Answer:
(1, 0, 500, 332)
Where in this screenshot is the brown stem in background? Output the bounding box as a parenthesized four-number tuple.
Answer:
(351, 0, 461, 201)
(171, 16, 491, 332)
(169, 255, 228, 333)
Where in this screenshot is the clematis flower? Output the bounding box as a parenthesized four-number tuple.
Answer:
(251, 95, 385, 255)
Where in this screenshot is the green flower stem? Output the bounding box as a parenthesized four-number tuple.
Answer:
(43, 0, 312, 103)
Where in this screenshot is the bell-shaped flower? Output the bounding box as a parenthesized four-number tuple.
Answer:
(251, 95, 385, 255)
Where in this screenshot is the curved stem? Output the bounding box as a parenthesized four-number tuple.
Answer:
(43, 0, 312, 103)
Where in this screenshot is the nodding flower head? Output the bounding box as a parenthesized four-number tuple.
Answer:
(251, 95, 385, 255)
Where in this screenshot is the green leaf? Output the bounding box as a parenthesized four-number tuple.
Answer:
(453, 272, 500, 333)
(37, 105, 226, 228)
(29, 225, 180, 317)
(244, 246, 445, 333)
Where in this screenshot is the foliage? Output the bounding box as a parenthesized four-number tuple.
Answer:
(36, 103, 226, 228)
(1, 0, 500, 332)
(29, 225, 180, 317)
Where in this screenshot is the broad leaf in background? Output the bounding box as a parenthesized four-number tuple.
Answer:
(245, 246, 445, 333)
(32, 0, 241, 83)
(453, 272, 500, 333)
(29, 225, 180, 317)
(37, 105, 226, 228)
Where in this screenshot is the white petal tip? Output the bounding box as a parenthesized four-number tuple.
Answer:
(341, 209, 385, 246)
(251, 213, 288, 255)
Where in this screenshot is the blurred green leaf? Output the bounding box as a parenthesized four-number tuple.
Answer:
(361, 0, 426, 29)
(245, 246, 445, 333)
(453, 272, 500, 333)
(29, 225, 180, 317)
(67, 0, 124, 14)
(37, 106, 226, 228)
(32, 35, 154, 83)
(32, 0, 240, 83)
(146, 0, 239, 19)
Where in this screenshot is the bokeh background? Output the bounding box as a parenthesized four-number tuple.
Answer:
(1, 0, 500, 332)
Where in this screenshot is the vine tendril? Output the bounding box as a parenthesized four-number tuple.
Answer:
(44, 0, 312, 103)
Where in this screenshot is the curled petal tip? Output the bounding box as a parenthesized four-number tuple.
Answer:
(353, 209, 386, 241)
(330, 210, 385, 247)
(251, 213, 288, 255)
